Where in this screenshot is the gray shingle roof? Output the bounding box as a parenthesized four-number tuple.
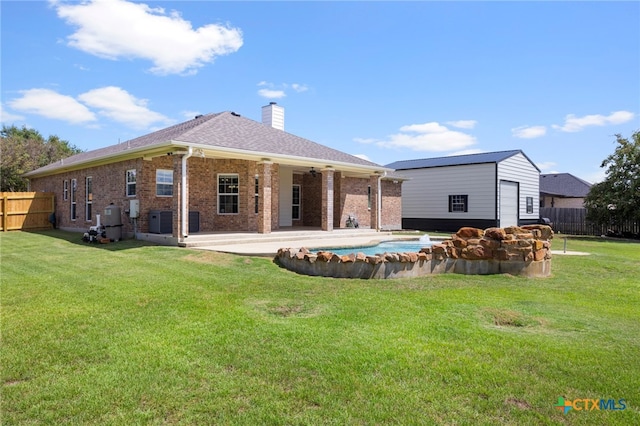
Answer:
(540, 173, 592, 197)
(385, 150, 533, 170)
(26, 111, 383, 176)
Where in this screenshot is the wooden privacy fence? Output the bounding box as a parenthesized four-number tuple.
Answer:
(540, 207, 640, 236)
(1, 192, 55, 232)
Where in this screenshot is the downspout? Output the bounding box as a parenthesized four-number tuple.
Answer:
(181, 146, 193, 239)
(377, 171, 386, 231)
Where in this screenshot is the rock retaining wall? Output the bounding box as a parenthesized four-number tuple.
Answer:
(275, 225, 553, 279)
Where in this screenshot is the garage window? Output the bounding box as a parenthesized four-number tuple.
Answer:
(526, 197, 534, 214)
(448, 195, 468, 212)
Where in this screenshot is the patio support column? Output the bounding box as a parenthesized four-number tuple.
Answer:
(321, 168, 334, 231)
(370, 174, 380, 231)
(172, 155, 184, 238)
(257, 161, 272, 234)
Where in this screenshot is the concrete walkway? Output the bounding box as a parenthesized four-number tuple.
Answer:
(551, 250, 590, 256)
(195, 239, 589, 257)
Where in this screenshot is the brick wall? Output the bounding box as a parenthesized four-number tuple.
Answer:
(271, 164, 280, 230)
(336, 176, 372, 228)
(29, 156, 403, 235)
(302, 172, 322, 227)
(29, 156, 268, 235)
(381, 179, 402, 230)
(30, 158, 143, 236)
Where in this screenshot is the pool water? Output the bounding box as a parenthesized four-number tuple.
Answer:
(313, 239, 433, 257)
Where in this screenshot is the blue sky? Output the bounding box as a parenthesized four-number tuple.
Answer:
(2, 0, 639, 183)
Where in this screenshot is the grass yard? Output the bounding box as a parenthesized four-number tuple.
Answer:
(1, 230, 639, 425)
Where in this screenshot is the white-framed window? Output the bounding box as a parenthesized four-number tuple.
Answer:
(448, 194, 468, 212)
(126, 169, 137, 197)
(218, 174, 239, 214)
(367, 185, 372, 210)
(156, 169, 173, 196)
(292, 184, 301, 220)
(526, 197, 534, 214)
(85, 176, 93, 221)
(63, 180, 68, 201)
(70, 178, 77, 221)
(254, 176, 259, 214)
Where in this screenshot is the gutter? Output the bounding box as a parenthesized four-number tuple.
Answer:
(377, 171, 387, 231)
(181, 146, 193, 239)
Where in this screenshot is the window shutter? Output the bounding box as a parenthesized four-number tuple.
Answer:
(463, 195, 468, 212)
(448, 195, 453, 212)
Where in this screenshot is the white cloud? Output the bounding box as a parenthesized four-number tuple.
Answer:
(258, 88, 286, 99)
(291, 83, 309, 93)
(583, 170, 604, 184)
(182, 110, 202, 120)
(53, 0, 243, 75)
(352, 154, 372, 162)
(552, 110, 635, 132)
(371, 121, 477, 152)
(8, 88, 97, 124)
(78, 86, 172, 129)
(512, 125, 547, 139)
(536, 161, 557, 172)
(448, 149, 484, 156)
(353, 137, 377, 145)
(257, 81, 309, 98)
(446, 120, 477, 129)
(0, 105, 25, 123)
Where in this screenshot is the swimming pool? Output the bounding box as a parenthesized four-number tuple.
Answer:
(313, 238, 433, 256)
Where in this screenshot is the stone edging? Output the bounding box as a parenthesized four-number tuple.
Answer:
(275, 225, 553, 279)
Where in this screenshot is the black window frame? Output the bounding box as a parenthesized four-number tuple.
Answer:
(448, 195, 468, 213)
(254, 176, 259, 214)
(292, 184, 301, 220)
(85, 176, 93, 222)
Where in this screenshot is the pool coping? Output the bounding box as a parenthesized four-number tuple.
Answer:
(275, 226, 554, 279)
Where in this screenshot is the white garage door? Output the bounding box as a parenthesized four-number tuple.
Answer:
(499, 181, 519, 227)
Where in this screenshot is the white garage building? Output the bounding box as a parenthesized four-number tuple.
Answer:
(386, 150, 540, 232)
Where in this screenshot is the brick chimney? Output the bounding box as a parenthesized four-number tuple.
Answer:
(261, 102, 284, 130)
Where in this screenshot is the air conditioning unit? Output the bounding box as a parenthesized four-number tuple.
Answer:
(149, 210, 172, 234)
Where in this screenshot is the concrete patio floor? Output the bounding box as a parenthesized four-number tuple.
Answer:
(190, 229, 422, 256)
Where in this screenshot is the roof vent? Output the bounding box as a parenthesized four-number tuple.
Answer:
(231, 112, 241, 117)
(194, 114, 203, 119)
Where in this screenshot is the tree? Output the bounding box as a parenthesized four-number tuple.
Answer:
(584, 130, 640, 235)
(0, 125, 83, 192)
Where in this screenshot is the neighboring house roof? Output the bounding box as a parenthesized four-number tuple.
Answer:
(25, 112, 388, 178)
(540, 173, 592, 197)
(385, 149, 540, 172)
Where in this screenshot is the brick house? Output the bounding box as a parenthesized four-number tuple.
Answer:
(25, 103, 403, 244)
(540, 173, 592, 208)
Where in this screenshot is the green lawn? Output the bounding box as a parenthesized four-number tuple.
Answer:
(1, 230, 639, 425)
